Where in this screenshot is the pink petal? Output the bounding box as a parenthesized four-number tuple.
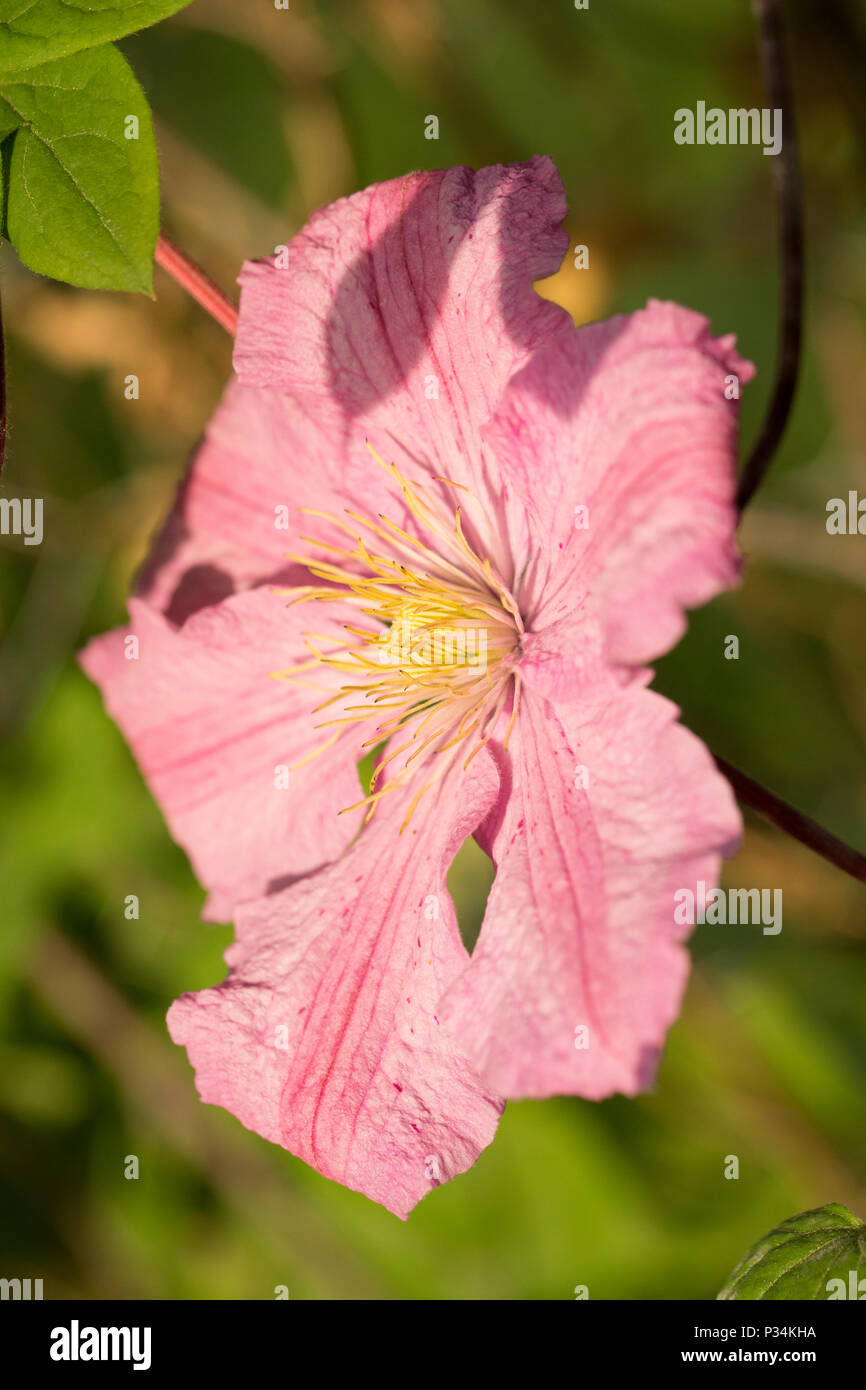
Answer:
(234, 157, 569, 472)
(135, 381, 322, 622)
(484, 299, 754, 663)
(80, 587, 363, 921)
(439, 662, 741, 1100)
(140, 159, 571, 619)
(167, 755, 504, 1217)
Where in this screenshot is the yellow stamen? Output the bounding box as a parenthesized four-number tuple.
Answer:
(281, 446, 522, 826)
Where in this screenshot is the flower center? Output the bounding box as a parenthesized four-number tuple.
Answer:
(277, 445, 523, 828)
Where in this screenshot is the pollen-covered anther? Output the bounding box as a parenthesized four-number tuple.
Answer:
(276, 445, 523, 825)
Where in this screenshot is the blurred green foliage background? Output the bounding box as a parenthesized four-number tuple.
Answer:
(1, 0, 865, 1299)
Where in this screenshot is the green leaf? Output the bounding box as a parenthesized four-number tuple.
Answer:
(718, 1203, 866, 1300)
(0, 0, 192, 74)
(0, 44, 158, 292)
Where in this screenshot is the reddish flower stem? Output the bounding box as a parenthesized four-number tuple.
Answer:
(155, 233, 239, 336)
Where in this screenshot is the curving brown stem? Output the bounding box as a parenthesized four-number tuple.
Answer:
(737, 0, 805, 510)
(155, 233, 239, 336)
(715, 757, 866, 883)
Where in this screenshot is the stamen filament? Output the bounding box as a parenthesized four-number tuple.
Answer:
(285, 447, 523, 824)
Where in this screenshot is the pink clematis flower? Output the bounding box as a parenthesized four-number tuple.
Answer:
(81, 157, 752, 1217)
